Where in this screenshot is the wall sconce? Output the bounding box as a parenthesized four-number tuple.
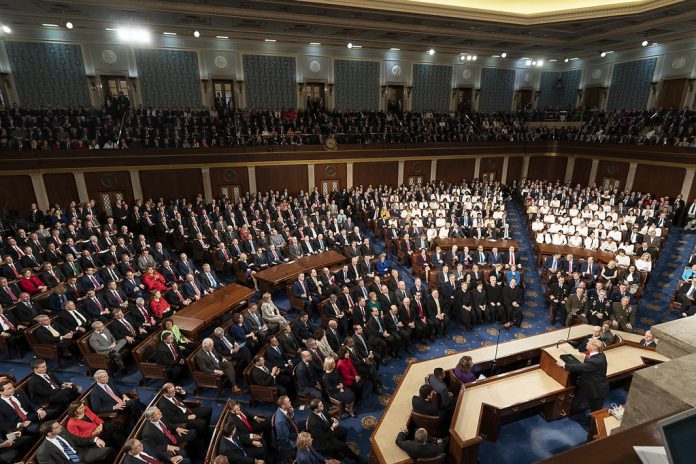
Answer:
(475, 88, 481, 98)
(689, 79, 696, 92)
(650, 81, 658, 94)
(406, 86, 412, 97)
(327, 84, 334, 96)
(87, 75, 97, 91)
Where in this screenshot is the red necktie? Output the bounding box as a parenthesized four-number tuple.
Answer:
(138, 453, 161, 464)
(122, 319, 135, 336)
(175, 290, 184, 302)
(10, 397, 27, 420)
(71, 284, 80, 297)
(14, 246, 24, 257)
(1, 315, 15, 331)
(169, 344, 179, 361)
(158, 422, 177, 444)
(10, 265, 18, 278)
(238, 412, 252, 431)
(511, 254, 515, 265)
(113, 290, 123, 304)
(173, 397, 192, 414)
(94, 298, 103, 310)
(140, 307, 152, 325)
(3, 287, 17, 301)
(417, 301, 424, 318)
(347, 295, 354, 308)
(90, 276, 98, 287)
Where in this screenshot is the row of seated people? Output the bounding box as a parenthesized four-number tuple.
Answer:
(672, 247, 696, 318)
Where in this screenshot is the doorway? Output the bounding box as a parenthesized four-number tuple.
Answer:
(213, 80, 235, 112)
(320, 179, 340, 197)
(455, 87, 473, 113)
(304, 83, 326, 111)
(385, 85, 404, 113)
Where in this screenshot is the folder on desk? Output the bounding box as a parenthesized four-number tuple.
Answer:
(560, 354, 581, 365)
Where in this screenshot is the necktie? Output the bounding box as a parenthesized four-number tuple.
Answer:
(43, 374, 58, 389)
(238, 412, 252, 430)
(0, 315, 15, 331)
(173, 397, 192, 414)
(47, 325, 60, 337)
(93, 298, 103, 311)
(113, 290, 123, 304)
(137, 453, 160, 464)
(175, 290, 184, 302)
(2, 287, 16, 301)
(9, 265, 17, 278)
(103, 383, 124, 405)
(158, 422, 177, 444)
(169, 344, 179, 360)
(9, 397, 27, 420)
(14, 246, 24, 257)
(208, 350, 219, 364)
(90, 276, 98, 287)
(417, 301, 424, 318)
(347, 294, 354, 307)
(139, 307, 152, 324)
(122, 318, 136, 336)
(56, 436, 80, 462)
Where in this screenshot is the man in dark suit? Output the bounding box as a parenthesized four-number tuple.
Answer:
(411, 384, 448, 436)
(34, 314, 82, 361)
(225, 399, 271, 443)
(90, 370, 145, 425)
(0, 304, 26, 356)
(306, 399, 365, 463)
(292, 273, 317, 317)
(195, 338, 244, 394)
(123, 437, 189, 464)
(0, 277, 21, 307)
(158, 383, 211, 445)
(26, 359, 80, 410)
(141, 406, 195, 460)
(218, 422, 267, 463)
(395, 426, 446, 460)
(0, 379, 47, 437)
(250, 355, 288, 396)
(156, 332, 187, 381)
(365, 307, 395, 358)
(426, 289, 448, 338)
(296, 351, 323, 399)
(556, 338, 610, 414)
(37, 420, 115, 463)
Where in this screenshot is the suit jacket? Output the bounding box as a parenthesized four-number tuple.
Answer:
(563, 352, 610, 400)
(36, 429, 99, 464)
(141, 419, 182, 454)
(110, 315, 140, 340)
(195, 348, 225, 373)
(183, 279, 205, 299)
(218, 435, 255, 464)
(296, 361, 318, 390)
(158, 395, 191, 425)
(89, 329, 118, 354)
(0, 391, 40, 426)
(395, 431, 445, 459)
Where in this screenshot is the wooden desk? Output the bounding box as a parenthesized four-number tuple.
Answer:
(432, 238, 519, 251)
(175, 283, 254, 330)
(535, 243, 615, 268)
(170, 315, 206, 341)
(254, 250, 346, 293)
(588, 408, 622, 441)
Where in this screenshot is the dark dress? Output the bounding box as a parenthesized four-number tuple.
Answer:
(323, 369, 355, 404)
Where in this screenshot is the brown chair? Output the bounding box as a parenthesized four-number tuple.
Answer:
(77, 320, 130, 376)
(287, 283, 307, 314)
(205, 399, 234, 464)
(131, 329, 169, 386)
(186, 344, 224, 395)
(244, 346, 278, 406)
(293, 364, 316, 407)
(24, 317, 63, 367)
(410, 411, 443, 438)
(415, 452, 447, 464)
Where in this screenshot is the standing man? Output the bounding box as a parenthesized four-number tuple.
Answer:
(556, 338, 610, 414)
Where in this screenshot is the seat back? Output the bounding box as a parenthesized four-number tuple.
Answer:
(25, 318, 62, 366)
(415, 452, 446, 464)
(132, 329, 168, 384)
(410, 411, 442, 438)
(244, 345, 278, 406)
(186, 344, 223, 395)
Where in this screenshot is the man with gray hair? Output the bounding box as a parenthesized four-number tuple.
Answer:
(90, 370, 144, 426)
(141, 406, 194, 460)
(195, 337, 244, 394)
(395, 425, 446, 459)
(88, 320, 127, 373)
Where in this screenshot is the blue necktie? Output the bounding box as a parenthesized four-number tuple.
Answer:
(57, 436, 80, 462)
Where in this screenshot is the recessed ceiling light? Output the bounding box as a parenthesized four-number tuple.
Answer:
(428, 48, 435, 55)
(193, 31, 200, 38)
(65, 21, 73, 29)
(309, 42, 321, 45)
(537, 60, 544, 66)
(564, 58, 569, 63)
(548, 59, 557, 62)
(163, 32, 177, 36)
(105, 28, 117, 31)
(520, 57, 530, 60)
(642, 40, 649, 46)
(389, 47, 400, 51)
(117, 27, 151, 44)
(352, 45, 362, 48)
(600, 52, 607, 57)
(525, 60, 532, 66)
(347, 42, 353, 48)
(472, 55, 477, 61)
(501, 52, 507, 58)
(1, 25, 11, 34)
(42, 24, 60, 28)
(216, 35, 229, 39)
(264, 39, 276, 42)
(466, 55, 472, 61)
(460, 55, 466, 61)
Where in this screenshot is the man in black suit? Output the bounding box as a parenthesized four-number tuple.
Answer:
(196, 338, 244, 394)
(395, 426, 446, 460)
(157, 332, 187, 381)
(141, 406, 195, 460)
(366, 307, 395, 358)
(218, 423, 266, 463)
(34, 314, 82, 361)
(0, 379, 47, 437)
(158, 383, 211, 445)
(250, 355, 288, 396)
(224, 399, 271, 443)
(411, 384, 448, 436)
(0, 277, 21, 307)
(426, 289, 448, 338)
(123, 437, 189, 464)
(296, 351, 323, 400)
(306, 399, 365, 463)
(0, 304, 26, 356)
(37, 420, 115, 464)
(90, 370, 145, 425)
(556, 338, 610, 414)
(26, 359, 80, 411)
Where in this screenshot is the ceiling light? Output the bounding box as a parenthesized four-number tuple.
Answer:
(264, 39, 276, 42)
(428, 48, 435, 55)
(309, 42, 321, 45)
(1, 25, 11, 34)
(472, 55, 477, 61)
(600, 52, 607, 57)
(466, 55, 472, 61)
(389, 47, 400, 51)
(548, 59, 557, 62)
(651, 42, 659, 46)
(531, 60, 537, 66)
(216, 35, 229, 39)
(117, 27, 151, 44)
(352, 45, 362, 48)
(42, 24, 60, 28)
(642, 40, 649, 47)
(570, 57, 579, 61)
(105, 28, 117, 31)
(347, 42, 353, 48)
(460, 55, 466, 61)
(193, 30, 200, 38)
(501, 52, 507, 58)
(65, 21, 73, 29)
(537, 60, 544, 66)
(564, 58, 569, 63)
(163, 32, 177, 36)
(525, 60, 532, 66)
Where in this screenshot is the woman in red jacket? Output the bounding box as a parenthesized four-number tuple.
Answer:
(149, 290, 173, 319)
(18, 269, 47, 295)
(336, 346, 364, 404)
(141, 266, 168, 292)
(66, 401, 124, 447)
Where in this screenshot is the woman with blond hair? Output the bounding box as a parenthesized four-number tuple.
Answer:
(296, 432, 340, 464)
(260, 292, 287, 332)
(323, 356, 356, 417)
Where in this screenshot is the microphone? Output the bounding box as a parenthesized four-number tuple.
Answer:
(490, 327, 502, 374)
(556, 322, 574, 348)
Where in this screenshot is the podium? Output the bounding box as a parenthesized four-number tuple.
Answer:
(540, 342, 584, 387)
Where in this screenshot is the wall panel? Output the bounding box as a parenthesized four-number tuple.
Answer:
(354, 162, 398, 187)
(436, 158, 476, 183)
(256, 165, 308, 193)
(538, 70, 582, 109)
(210, 167, 250, 198)
(334, 60, 380, 111)
(314, 163, 347, 192)
(0, 175, 35, 212)
(135, 49, 202, 107)
(571, 158, 593, 186)
(606, 58, 657, 110)
(84, 171, 134, 202)
(139, 169, 204, 201)
(412, 64, 453, 112)
(595, 160, 630, 189)
(479, 68, 516, 112)
(506, 157, 524, 182)
(632, 164, 685, 197)
(43, 173, 78, 208)
(243, 55, 297, 109)
(480, 157, 505, 181)
(404, 160, 432, 183)
(527, 156, 567, 182)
